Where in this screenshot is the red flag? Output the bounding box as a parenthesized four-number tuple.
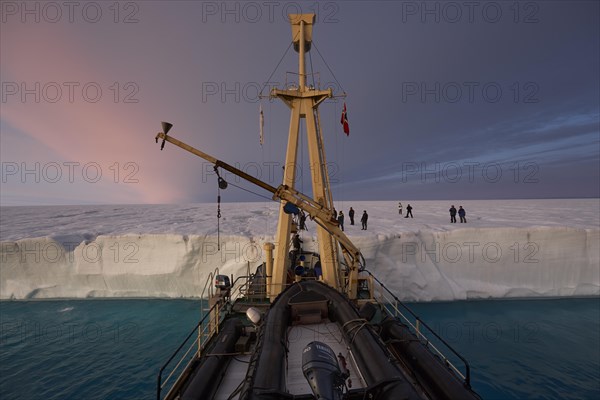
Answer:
(340, 102, 349, 136)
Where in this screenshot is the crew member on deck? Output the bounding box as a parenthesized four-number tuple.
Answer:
(290, 234, 303, 264)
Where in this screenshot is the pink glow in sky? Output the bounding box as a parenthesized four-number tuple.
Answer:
(1, 2, 598, 205)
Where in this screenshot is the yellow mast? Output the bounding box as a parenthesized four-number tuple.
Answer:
(154, 14, 364, 301)
(269, 14, 340, 300)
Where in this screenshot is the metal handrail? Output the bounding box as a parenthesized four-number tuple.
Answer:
(156, 301, 219, 400)
(378, 287, 467, 381)
(162, 335, 200, 391)
(284, 71, 322, 89)
(157, 266, 269, 400)
(200, 267, 220, 302)
(362, 269, 472, 387)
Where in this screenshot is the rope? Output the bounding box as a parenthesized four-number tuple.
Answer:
(308, 46, 316, 88)
(267, 100, 273, 235)
(334, 100, 340, 207)
(260, 101, 269, 235)
(342, 318, 369, 347)
(225, 180, 274, 202)
(217, 188, 221, 251)
(259, 39, 295, 97)
(300, 118, 304, 198)
(311, 40, 346, 94)
(214, 167, 269, 250)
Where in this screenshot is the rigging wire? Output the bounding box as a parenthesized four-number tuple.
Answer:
(217, 181, 222, 251)
(300, 118, 304, 197)
(224, 180, 274, 202)
(212, 167, 276, 254)
(267, 100, 274, 234)
(308, 46, 316, 88)
(335, 100, 345, 211)
(213, 166, 276, 251)
(299, 118, 306, 241)
(309, 38, 348, 212)
(258, 39, 295, 97)
(214, 166, 230, 251)
(311, 40, 346, 94)
(260, 100, 270, 235)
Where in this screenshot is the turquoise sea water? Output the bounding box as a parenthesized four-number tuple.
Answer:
(409, 298, 600, 399)
(1, 298, 598, 399)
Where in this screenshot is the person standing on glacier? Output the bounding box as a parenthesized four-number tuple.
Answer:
(458, 206, 467, 223)
(348, 207, 355, 225)
(449, 205, 457, 223)
(405, 204, 413, 218)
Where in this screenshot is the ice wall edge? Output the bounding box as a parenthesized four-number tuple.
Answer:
(1, 228, 598, 301)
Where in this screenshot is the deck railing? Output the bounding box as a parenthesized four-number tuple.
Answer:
(362, 269, 472, 388)
(156, 301, 218, 400)
(158, 265, 473, 398)
(157, 265, 268, 400)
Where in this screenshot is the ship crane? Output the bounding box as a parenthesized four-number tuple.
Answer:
(154, 14, 481, 400)
(156, 14, 366, 300)
(155, 128, 365, 300)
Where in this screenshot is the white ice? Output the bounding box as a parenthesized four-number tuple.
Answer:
(1, 199, 598, 300)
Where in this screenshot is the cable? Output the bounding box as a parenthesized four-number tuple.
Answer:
(259, 39, 295, 97)
(217, 189, 221, 250)
(216, 172, 222, 251)
(308, 46, 316, 88)
(300, 118, 304, 196)
(225, 180, 274, 202)
(311, 40, 346, 94)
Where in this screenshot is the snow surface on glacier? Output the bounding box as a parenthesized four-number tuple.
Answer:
(1, 199, 598, 300)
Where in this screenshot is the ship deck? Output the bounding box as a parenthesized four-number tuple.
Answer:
(213, 320, 365, 399)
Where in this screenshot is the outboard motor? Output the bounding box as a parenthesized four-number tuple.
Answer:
(214, 274, 231, 298)
(302, 341, 345, 400)
(215, 274, 231, 290)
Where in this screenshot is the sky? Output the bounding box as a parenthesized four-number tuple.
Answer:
(1, 0, 599, 206)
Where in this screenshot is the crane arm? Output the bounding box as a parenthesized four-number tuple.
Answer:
(155, 130, 365, 296)
(155, 132, 277, 194)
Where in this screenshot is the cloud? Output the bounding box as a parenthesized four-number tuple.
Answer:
(1, 2, 598, 204)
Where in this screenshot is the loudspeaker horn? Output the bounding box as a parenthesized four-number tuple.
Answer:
(161, 121, 173, 135)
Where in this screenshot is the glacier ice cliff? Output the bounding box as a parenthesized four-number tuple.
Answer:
(1, 227, 598, 301)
